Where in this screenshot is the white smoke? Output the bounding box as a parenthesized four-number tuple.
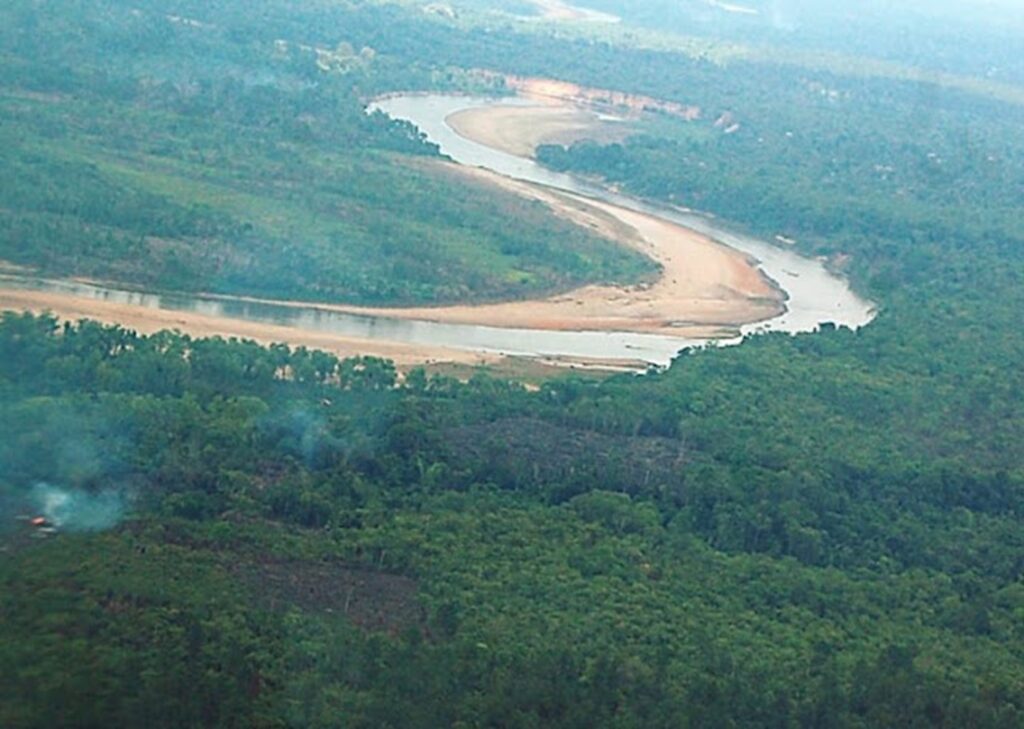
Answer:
(32, 483, 126, 531)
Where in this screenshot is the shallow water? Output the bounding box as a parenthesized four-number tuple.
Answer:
(0, 275, 704, 366)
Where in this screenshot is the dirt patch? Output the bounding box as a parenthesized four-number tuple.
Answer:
(441, 417, 687, 497)
(502, 76, 701, 121)
(0, 260, 35, 273)
(235, 558, 425, 634)
(2, 90, 68, 104)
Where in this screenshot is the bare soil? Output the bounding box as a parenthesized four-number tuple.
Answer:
(234, 558, 425, 635)
(525, 0, 620, 23)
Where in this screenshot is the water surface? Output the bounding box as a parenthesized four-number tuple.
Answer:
(0, 275, 701, 366)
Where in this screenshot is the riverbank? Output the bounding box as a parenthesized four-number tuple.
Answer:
(0, 288, 499, 370)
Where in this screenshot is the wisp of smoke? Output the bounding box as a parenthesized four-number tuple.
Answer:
(32, 483, 126, 531)
(260, 407, 347, 468)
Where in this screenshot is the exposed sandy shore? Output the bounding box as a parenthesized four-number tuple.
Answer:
(525, 0, 620, 23)
(0, 287, 653, 375)
(0, 288, 499, 369)
(0, 162, 782, 369)
(447, 104, 631, 158)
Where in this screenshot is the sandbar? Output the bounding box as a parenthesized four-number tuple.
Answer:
(524, 0, 620, 23)
(0, 288, 499, 370)
(447, 103, 631, 158)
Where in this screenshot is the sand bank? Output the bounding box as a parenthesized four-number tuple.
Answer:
(525, 0, 620, 23)
(0, 288, 498, 369)
(0, 162, 782, 369)
(447, 103, 631, 158)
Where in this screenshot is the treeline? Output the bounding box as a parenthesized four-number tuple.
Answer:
(535, 120, 1024, 295)
(559, 0, 1024, 85)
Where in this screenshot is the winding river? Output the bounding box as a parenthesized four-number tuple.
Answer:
(373, 95, 875, 340)
(1, 94, 874, 367)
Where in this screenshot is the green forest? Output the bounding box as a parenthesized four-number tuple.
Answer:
(3, 0, 1024, 727)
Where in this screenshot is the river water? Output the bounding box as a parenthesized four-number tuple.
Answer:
(2, 94, 874, 367)
(372, 95, 875, 341)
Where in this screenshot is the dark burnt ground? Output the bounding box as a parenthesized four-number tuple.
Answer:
(441, 417, 686, 501)
(235, 559, 425, 634)
(117, 520, 426, 635)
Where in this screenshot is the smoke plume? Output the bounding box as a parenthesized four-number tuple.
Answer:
(31, 483, 126, 532)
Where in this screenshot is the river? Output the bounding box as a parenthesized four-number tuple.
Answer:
(372, 95, 875, 341)
(1, 94, 874, 368)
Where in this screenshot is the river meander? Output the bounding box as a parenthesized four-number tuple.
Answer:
(0, 94, 874, 368)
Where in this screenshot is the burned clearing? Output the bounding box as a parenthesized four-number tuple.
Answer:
(234, 558, 425, 635)
(441, 417, 686, 499)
